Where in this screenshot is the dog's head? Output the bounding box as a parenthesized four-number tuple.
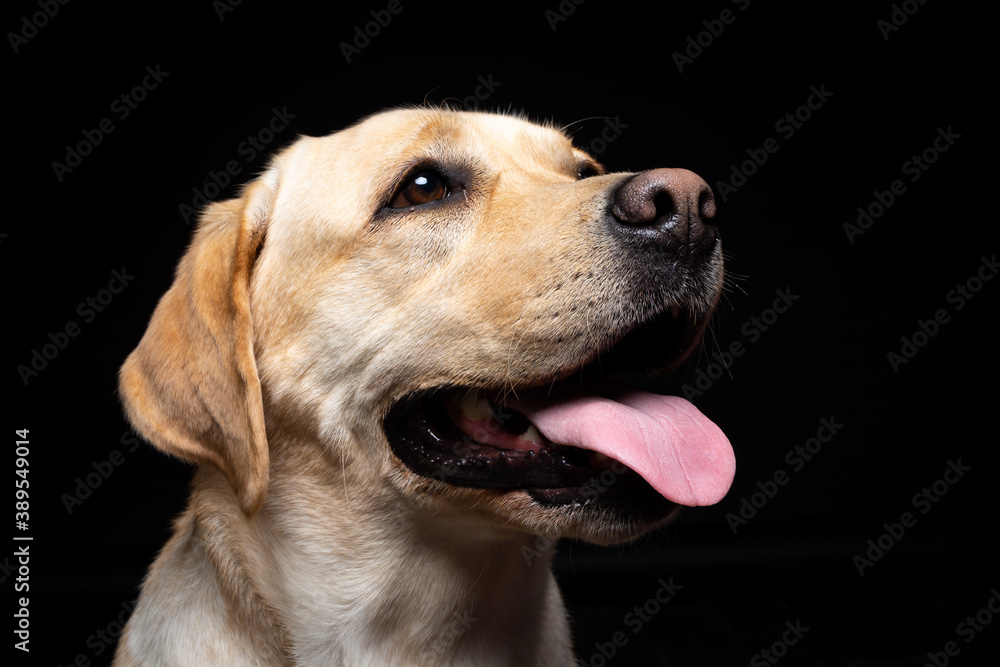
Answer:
(120, 108, 734, 544)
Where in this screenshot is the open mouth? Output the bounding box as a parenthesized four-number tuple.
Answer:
(384, 307, 735, 511)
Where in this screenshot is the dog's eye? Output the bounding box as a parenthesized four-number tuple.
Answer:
(389, 171, 449, 208)
(577, 163, 601, 180)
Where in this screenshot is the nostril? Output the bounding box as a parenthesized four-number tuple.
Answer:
(652, 191, 677, 224)
(698, 188, 716, 221)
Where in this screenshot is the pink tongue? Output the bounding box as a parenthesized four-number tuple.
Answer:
(509, 382, 735, 506)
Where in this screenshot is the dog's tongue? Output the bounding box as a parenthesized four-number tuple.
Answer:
(509, 382, 735, 506)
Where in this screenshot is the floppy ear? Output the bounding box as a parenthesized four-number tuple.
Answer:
(119, 174, 275, 515)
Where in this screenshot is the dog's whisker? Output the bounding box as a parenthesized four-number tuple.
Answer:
(560, 115, 613, 134)
(421, 87, 443, 108)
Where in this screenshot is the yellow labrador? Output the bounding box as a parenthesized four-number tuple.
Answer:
(114, 108, 735, 666)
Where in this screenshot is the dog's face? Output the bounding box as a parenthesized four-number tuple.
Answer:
(121, 108, 734, 546)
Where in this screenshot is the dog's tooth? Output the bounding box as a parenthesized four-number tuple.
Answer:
(592, 452, 610, 462)
(518, 425, 544, 446)
(458, 390, 492, 421)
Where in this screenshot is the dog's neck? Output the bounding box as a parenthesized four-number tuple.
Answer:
(186, 463, 576, 665)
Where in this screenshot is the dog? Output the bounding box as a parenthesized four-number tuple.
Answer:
(113, 107, 735, 666)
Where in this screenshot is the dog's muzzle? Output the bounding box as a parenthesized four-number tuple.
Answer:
(384, 167, 734, 517)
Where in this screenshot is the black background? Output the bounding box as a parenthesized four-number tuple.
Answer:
(7, 1, 997, 665)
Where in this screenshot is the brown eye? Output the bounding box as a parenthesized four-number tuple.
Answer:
(577, 162, 602, 180)
(389, 170, 449, 208)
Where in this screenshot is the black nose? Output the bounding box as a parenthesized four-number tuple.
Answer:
(610, 168, 717, 252)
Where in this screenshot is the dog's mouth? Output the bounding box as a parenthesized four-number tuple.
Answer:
(384, 308, 735, 512)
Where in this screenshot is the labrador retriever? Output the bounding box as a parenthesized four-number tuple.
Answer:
(113, 107, 735, 666)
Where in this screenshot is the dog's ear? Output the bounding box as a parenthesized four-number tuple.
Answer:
(119, 173, 275, 515)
